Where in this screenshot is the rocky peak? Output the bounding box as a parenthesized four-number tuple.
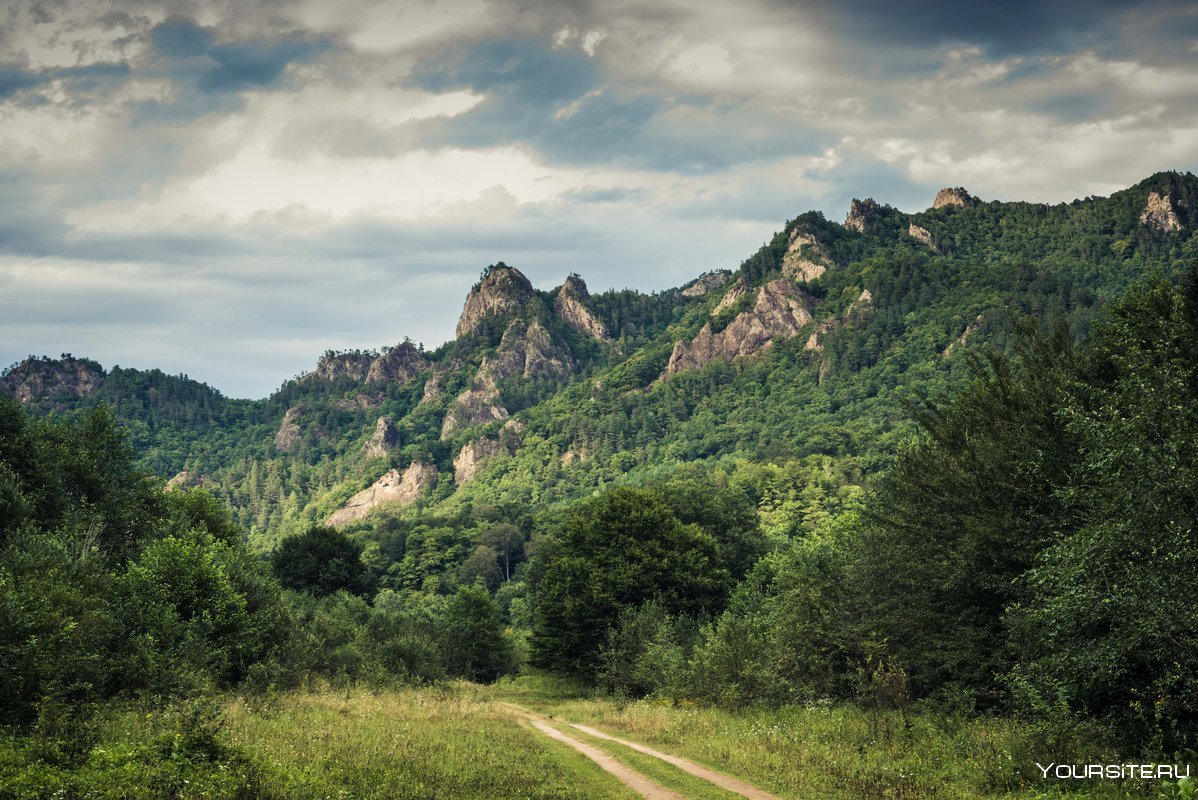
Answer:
(681, 271, 731, 298)
(366, 340, 425, 384)
(1, 355, 105, 405)
(844, 198, 883, 234)
(364, 416, 399, 458)
(1140, 191, 1183, 234)
(325, 461, 437, 527)
(456, 263, 535, 338)
(666, 278, 813, 375)
(303, 351, 375, 384)
(554, 274, 609, 340)
(932, 187, 978, 209)
(781, 227, 833, 282)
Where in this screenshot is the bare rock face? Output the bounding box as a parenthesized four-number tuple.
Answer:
(456, 263, 535, 338)
(488, 318, 573, 381)
(367, 341, 425, 384)
(441, 319, 572, 439)
(1140, 191, 1183, 234)
(302, 351, 375, 384)
(364, 416, 399, 457)
(1, 356, 105, 405)
(844, 198, 883, 234)
(712, 277, 749, 315)
(274, 407, 303, 453)
(908, 223, 936, 250)
(781, 228, 833, 282)
(666, 279, 813, 374)
(453, 437, 504, 486)
(681, 271, 731, 297)
(441, 382, 509, 439)
(166, 471, 207, 490)
(325, 461, 438, 526)
(554, 275, 609, 340)
(933, 187, 978, 209)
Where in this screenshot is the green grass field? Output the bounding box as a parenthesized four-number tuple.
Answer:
(1, 681, 1185, 799)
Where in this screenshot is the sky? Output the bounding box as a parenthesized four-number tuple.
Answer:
(2, 0, 1197, 398)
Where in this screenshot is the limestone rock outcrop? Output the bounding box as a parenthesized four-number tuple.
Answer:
(456, 263, 535, 338)
(453, 437, 504, 486)
(166, 471, 207, 490)
(1140, 191, 1183, 234)
(367, 341, 425, 384)
(274, 407, 303, 453)
(781, 227, 833, 282)
(364, 416, 399, 457)
(1, 356, 105, 405)
(712, 277, 749, 315)
(325, 462, 437, 526)
(442, 319, 572, 439)
(554, 275, 609, 340)
(666, 279, 813, 375)
(944, 314, 986, 356)
(844, 198, 883, 234)
(681, 272, 731, 297)
(908, 223, 936, 250)
(302, 351, 375, 384)
(933, 187, 978, 209)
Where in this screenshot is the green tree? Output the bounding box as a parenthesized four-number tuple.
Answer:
(442, 582, 511, 682)
(529, 487, 730, 678)
(272, 526, 373, 597)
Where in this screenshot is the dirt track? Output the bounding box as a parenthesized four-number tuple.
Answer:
(504, 703, 784, 800)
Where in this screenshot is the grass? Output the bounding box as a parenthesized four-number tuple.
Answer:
(2, 681, 1179, 800)
(481, 675, 1164, 800)
(221, 685, 641, 800)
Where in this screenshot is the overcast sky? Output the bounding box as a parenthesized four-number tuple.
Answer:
(2, 0, 1197, 398)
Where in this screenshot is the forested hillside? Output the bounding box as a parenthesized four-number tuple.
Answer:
(4, 172, 1198, 796)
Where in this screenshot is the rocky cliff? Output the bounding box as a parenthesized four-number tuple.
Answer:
(364, 416, 399, 457)
(932, 187, 978, 209)
(1140, 191, 1183, 234)
(456, 263, 535, 338)
(301, 351, 375, 384)
(844, 198, 883, 234)
(681, 272, 731, 297)
(666, 279, 813, 374)
(907, 223, 936, 251)
(325, 461, 437, 526)
(1, 356, 105, 404)
(554, 275, 609, 340)
(442, 319, 572, 438)
(366, 341, 425, 384)
(781, 227, 833, 282)
(712, 277, 749, 314)
(453, 437, 504, 486)
(274, 406, 303, 452)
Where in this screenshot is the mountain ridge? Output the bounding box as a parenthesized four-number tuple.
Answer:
(4, 171, 1195, 549)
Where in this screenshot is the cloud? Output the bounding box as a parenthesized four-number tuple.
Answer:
(1, 0, 1197, 397)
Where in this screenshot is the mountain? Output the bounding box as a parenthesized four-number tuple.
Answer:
(4, 172, 1196, 555)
